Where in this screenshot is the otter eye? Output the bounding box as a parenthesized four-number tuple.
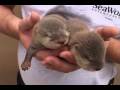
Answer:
(84, 55, 89, 60)
(75, 45, 79, 50)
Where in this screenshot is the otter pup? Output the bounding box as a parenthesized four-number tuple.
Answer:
(21, 14, 70, 71)
(68, 31, 105, 71)
(60, 17, 105, 71)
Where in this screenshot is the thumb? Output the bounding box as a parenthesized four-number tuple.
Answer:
(19, 11, 40, 31)
(96, 26, 119, 40)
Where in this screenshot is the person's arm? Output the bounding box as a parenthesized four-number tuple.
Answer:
(0, 5, 20, 39)
(0, 5, 43, 48)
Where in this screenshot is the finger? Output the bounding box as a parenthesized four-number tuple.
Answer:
(19, 11, 40, 31)
(96, 26, 119, 38)
(106, 38, 120, 62)
(96, 26, 119, 40)
(35, 50, 52, 61)
(42, 56, 79, 73)
(35, 49, 62, 61)
(30, 11, 41, 23)
(59, 51, 77, 65)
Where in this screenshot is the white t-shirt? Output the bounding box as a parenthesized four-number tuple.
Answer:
(18, 5, 120, 85)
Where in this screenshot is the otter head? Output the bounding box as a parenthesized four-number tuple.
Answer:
(35, 14, 70, 49)
(70, 31, 106, 71)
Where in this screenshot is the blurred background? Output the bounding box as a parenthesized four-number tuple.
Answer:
(0, 5, 21, 85)
(0, 5, 120, 85)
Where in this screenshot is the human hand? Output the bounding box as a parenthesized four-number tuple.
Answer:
(96, 26, 120, 63)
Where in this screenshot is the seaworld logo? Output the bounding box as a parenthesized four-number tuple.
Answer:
(92, 5, 120, 19)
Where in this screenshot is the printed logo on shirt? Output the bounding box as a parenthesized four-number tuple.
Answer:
(92, 5, 120, 20)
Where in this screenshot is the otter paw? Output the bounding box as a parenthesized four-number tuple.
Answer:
(21, 61, 31, 71)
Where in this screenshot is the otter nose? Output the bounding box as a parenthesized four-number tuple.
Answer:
(58, 41, 65, 44)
